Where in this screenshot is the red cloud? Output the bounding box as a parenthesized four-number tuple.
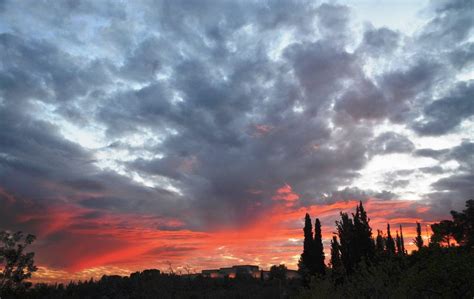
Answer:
(272, 184, 300, 206)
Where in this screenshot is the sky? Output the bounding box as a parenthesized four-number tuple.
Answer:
(0, 0, 473, 282)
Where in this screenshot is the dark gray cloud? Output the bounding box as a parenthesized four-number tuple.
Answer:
(414, 148, 450, 159)
(0, 33, 113, 106)
(369, 132, 415, 155)
(322, 187, 397, 204)
(335, 78, 388, 121)
(360, 26, 400, 57)
(0, 105, 188, 225)
(412, 82, 474, 135)
(432, 173, 473, 195)
(386, 179, 410, 189)
(415, 141, 473, 167)
(449, 42, 474, 69)
(285, 40, 357, 113)
(420, 140, 474, 213)
(419, 0, 473, 47)
(419, 166, 444, 174)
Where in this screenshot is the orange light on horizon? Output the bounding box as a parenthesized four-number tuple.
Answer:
(0, 185, 446, 284)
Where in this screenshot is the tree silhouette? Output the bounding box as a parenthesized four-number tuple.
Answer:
(414, 222, 424, 250)
(330, 236, 341, 268)
(298, 213, 314, 277)
(395, 231, 403, 255)
(399, 225, 405, 254)
(375, 230, 384, 255)
(0, 231, 38, 292)
(269, 264, 288, 280)
(335, 203, 377, 274)
(336, 212, 355, 273)
(431, 220, 456, 247)
(450, 199, 474, 248)
(353, 201, 375, 261)
(3, 199, 473, 298)
(313, 218, 325, 275)
(385, 224, 396, 255)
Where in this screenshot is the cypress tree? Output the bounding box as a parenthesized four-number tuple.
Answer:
(414, 222, 424, 250)
(298, 213, 314, 275)
(336, 212, 355, 273)
(353, 201, 375, 261)
(399, 225, 405, 254)
(313, 218, 326, 275)
(330, 235, 341, 269)
(395, 231, 402, 255)
(375, 230, 385, 254)
(386, 223, 396, 255)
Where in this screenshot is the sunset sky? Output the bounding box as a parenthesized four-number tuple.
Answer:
(0, 0, 473, 282)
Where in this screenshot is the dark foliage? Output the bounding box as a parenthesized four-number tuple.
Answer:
(8, 271, 302, 299)
(0, 231, 37, 295)
(353, 202, 375, 261)
(431, 199, 474, 248)
(394, 225, 406, 256)
(299, 247, 474, 298)
(313, 219, 325, 275)
(298, 213, 314, 279)
(375, 230, 384, 254)
(385, 223, 396, 255)
(399, 225, 405, 254)
(329, 236, 341, 269)
(450, 199, 474, 248)
(269, 264, 288, 281)
(299, 214, 326, 281)
(334, 202, 376, 274)
(414, 222, 424, 249)
(335, 212, 355, 274)
(298, 199, 474, 298)
(431, 220, 456, 246)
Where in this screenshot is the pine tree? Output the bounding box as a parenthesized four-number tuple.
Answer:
(414, 222, 424, 250)
(450, 199, 474, 248)
(385, 223, 396, 255)
(313, 218, 326, 275)
(299, 213, 314, 276)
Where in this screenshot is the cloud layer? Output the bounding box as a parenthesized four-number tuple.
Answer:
(0, 0, 472, 279)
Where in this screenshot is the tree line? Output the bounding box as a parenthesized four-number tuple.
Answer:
(1, 200, 473, 298)
(298, 199, 474, 298)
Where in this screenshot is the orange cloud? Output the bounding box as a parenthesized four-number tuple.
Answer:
(272, 184, 300, 206)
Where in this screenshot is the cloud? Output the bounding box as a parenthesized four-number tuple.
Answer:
(369, 132, 415, 155)
(419, 166, 444, 174)
(360, 26, 400, 57)
(419, 140, 474, 213)
(335, 77, 388, 121)
(0, 0, 472, 277)
(411, 82, 474, 135)
(323, 187, 397, 203)
(419, 0, 473, 47)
